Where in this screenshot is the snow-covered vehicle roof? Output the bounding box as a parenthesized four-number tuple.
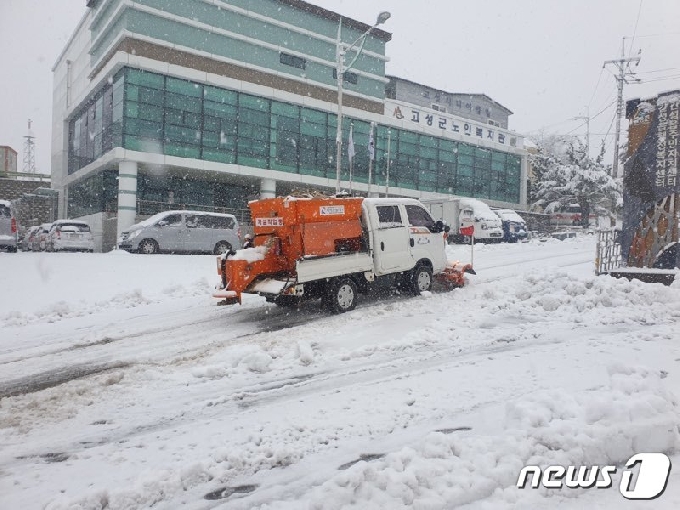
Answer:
(459, 198, 500, 221)
(495, 209, 526, 223)
(52, 219, 90, 226)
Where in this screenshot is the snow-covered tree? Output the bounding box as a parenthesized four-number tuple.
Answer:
(527, 133, 571, 206)
(531, 139, 621, 227)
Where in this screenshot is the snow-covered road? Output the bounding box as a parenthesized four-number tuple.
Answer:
(1, 237, 679, 509)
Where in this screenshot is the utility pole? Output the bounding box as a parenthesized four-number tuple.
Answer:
(22, 119, 36, 174)
(603, 42, 640, 178)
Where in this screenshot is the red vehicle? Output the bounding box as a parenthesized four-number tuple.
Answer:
(550, 204, 596, 227)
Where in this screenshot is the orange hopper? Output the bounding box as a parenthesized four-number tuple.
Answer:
(216, 196, 365, 303)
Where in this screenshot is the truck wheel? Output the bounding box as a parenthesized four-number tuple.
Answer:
(410, 264, 433, 295)
(139, 239, 158, 254)
(325, 278, 357, 313)
(214, 241, 232, 255)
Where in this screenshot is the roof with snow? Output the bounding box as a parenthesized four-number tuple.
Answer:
(274, 0, 392, 42)
(386, 75, 513, 115)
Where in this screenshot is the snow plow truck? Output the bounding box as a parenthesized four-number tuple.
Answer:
(213, 195, 475, 312)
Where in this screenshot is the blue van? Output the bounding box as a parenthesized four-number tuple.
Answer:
(495, 209, 528, 243)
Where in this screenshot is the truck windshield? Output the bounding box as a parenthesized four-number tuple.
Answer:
(405, 205, 435, 228)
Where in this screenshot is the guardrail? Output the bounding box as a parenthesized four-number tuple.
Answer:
(136, 200, 252, 225)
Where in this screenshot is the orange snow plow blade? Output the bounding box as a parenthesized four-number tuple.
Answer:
(437, 261, 476, 288)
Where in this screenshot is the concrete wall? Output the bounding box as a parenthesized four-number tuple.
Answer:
(52, 11, 95, 218)
(0, 178, 57, 230)
(72, 211, 118, 252)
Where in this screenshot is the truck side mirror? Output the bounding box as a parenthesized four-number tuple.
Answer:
(434, 220, 449, 233)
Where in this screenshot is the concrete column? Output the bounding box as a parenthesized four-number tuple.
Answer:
(117, 160, 138, 238)
(260, 178, 276, 199)
(520, 153, 529, 209)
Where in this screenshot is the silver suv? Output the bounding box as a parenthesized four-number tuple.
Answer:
(0, 199, 18, 253)
(118, 210, 241, 255)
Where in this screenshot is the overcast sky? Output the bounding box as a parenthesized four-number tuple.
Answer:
(1, 0, 679, 175)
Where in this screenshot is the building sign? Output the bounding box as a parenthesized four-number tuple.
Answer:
(255, 217, 284, 227)
(656, 95, 680, 188)
(621, 90, 680, 269)
(386, 100, 523, 150)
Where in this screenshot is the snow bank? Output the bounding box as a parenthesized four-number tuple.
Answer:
(509, 271, 680, 325)
(0, 253, 215, 327)
(257, 366, 679, 509)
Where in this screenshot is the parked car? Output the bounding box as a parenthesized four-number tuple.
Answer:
(30, 223, 54, 252)
(118, 210, 241, 255)
(495, 209, 528, 243)
(23, 226, 42, 251)
(46, 220, 95, 252)
(0, 199, 18, 253)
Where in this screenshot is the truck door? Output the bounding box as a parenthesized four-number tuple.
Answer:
(405, 204, 446, 273)
(372, 204, 412, 273)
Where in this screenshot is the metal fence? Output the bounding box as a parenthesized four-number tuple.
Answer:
(595, 229, 622, 275)
(137, 200, 252, 225)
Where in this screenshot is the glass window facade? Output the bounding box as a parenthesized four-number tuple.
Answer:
(67, 68, 522, 206)
(68, 170, 119, 218)
(68, 70, 124, 173)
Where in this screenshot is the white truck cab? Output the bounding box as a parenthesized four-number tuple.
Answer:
(362, 198, 447, 276)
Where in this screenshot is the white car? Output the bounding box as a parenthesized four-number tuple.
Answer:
(46, 220, 95, 252)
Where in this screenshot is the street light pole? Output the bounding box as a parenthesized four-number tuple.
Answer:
(334, 19, 345, 195)
(385, 128, 391, 196)
(334, 12, 391, 195)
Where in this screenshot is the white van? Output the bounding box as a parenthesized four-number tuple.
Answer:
(118, 210, 241, 255)
(422, 197, 503, 243)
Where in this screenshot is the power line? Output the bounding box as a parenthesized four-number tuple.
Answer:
(591, 99, 618, 122)
(626, 0, 644, 63)
(523, 117, 584, 134)
(624, 32, 680, 39)
(564, 120, 588, 137)
(635, 67, 679, 75)
(588, 68, 606, 108)
(636, 74, 680, 83)
(603, 110, 618, 140)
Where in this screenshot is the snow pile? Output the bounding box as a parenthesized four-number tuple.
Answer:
(0, 253, 216, 327)
(230, 246, 267, 262)
(258, 365, 679, 509)
(505, 271, 680, 325)
(2, 279, 210, 327)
